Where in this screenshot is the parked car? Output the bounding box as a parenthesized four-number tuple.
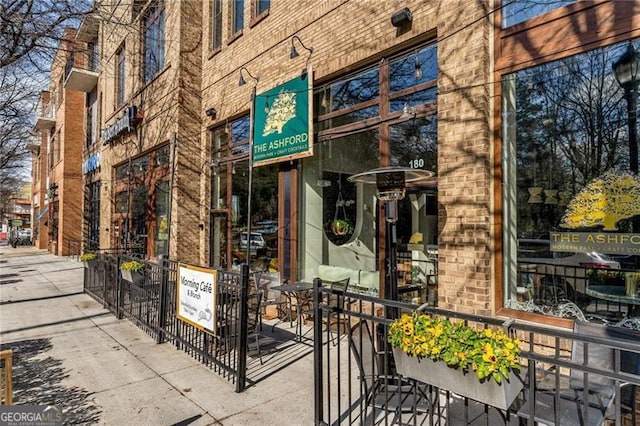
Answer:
(239, 232, 266, 250)
(517, 239, 620, 305)
(255, 220, 278, 234)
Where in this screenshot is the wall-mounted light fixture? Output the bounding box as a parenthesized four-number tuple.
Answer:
(290, 35, 314, 79)
(391, 7, 412, 28)
(290, 35, 313, 59)
(205, 108, 217, 118)
(238, 66, 259, 86)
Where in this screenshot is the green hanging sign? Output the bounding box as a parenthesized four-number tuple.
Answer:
(252, 70, 313, 166)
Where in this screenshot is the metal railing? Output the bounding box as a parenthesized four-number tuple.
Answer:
(83, 253, 252, 391)
(312, 281, 640, 425)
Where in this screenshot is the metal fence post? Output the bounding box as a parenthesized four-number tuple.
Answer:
(157, 255, 168, 344)
(235, 264, 250, 393)
(116, 255, 124, 319)
(313, 278, 324, 425)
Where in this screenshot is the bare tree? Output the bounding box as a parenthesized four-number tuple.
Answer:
(0, 0, 94, 223)
(0, 0, 93, 69)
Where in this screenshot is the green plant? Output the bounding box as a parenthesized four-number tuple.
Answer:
(80, 253, 97, 262)
(388, 312, 522, 384)
(120, 259, 144, 272)
(410, 266, 424, 283)
(330, 219, 353, 236)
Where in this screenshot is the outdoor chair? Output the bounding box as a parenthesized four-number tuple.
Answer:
(321, 277, 350, 345)
(247, 291, 264, 364)
(254, 272, 290, 332)
(516, 321, 640, 426)
(349, 321, 431, 425)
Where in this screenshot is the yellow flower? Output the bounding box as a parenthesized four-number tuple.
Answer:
(388, 311, 521, 385)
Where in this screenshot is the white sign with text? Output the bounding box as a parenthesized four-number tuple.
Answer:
(176, 264, 217, 333)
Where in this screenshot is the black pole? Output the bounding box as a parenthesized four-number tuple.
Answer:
(236, 263, 250, 392)
(626, 85, 638, 176)
(313, 278, 324, 425)
(246, 86, 256, 270)
(384, 201, 399, 320)
(157, 255, 168, 344)
(625, 84, 640, 270)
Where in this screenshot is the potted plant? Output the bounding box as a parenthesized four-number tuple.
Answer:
(388, 312, 523, 410)
(120, 259, 145, 284)
(330, 219, 353, 236)
(80, 252, 97, 268)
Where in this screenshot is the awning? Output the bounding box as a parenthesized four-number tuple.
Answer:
(36, 206, 49, 221)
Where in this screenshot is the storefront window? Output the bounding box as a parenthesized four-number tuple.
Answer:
(155, 180, 169, 256)
(112, 145, 169, 258)
(85, 180, 100, 250)
(502, 39, 640, 321)
(300, 43, 439, 299)
(299, 131, 380, 290)
(210, 116, 278, 271)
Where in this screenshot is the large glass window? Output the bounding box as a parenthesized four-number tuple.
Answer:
(143, 1, 165, 82)
(112, 145, 170, 258)
(254, 0, 269, 17)
(116, 45, 125, 107)
(211, 0, 222, 51)
(300, 43, 439, 299)
(502, 39, 640, 321)
(210, 115, 279, 271)
(85, 181, 100, 250)
(231, 0, 244, 36)
(154, 180, 169, 256)
(86, 88, 98, 148)
(502, 0, 575, 28)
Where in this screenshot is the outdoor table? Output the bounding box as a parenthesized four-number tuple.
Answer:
(271, 281, 314, 341)
(586, 285, 640, 317)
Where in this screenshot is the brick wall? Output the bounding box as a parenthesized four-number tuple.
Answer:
(200, 0, 494, 314)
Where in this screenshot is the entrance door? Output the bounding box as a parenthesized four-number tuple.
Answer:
(395, 187, 438, 304)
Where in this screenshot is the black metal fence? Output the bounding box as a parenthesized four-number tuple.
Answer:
(312, 280, 640, 425)
(83, 253, 251, 391)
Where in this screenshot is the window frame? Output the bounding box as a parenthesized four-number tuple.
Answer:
(142, 1, 165, 83)
(229, 0, 244, 42)
(250, 0, 269, 27)
(115, 44, 126, 108)
(210, 0, 223, 53)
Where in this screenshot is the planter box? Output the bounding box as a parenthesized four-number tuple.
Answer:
(392, 348, 523, 410)
(83, 259, 98, 269)
(121, 269, 144, 284)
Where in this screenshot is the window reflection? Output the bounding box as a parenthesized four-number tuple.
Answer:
(389, 116, 437, 171)
(301, 43, 439, 300)
(502, 0, 575, 28)
(390, 44, 437, 91)
(502, 38, 640, 321)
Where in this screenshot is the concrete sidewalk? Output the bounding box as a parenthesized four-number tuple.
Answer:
(0, 246, 314, 425)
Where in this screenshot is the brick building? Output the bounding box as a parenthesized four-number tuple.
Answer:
(32, 28, 86, 256)
(61, 0, 640, 323)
